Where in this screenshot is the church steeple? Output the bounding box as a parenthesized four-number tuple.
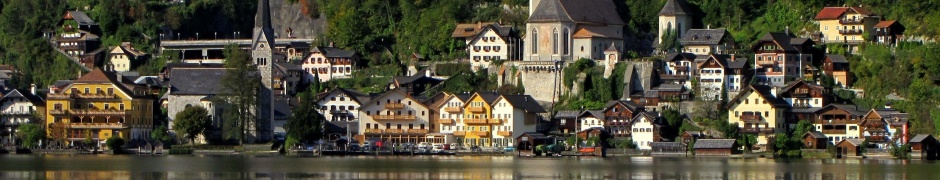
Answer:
(253, 0, 275, 50)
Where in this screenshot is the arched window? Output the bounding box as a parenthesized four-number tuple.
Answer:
(531, 29, 538, 54)
(552, 28, 559, 54)
(563, 28, 570, 55)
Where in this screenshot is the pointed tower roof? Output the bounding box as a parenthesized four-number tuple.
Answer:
(253, 0, 276, 49)
(659, 0, 691, 16)
(604, 42, 619, 52)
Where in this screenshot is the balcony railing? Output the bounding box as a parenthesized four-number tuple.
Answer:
(865, 136, 888, 142)
(373, 115, 417, 121)
(839, 18, 863, 24)
(473, 131, 490, 136)
(50, 109, 67, 115)
(822, 129, 847, 134)
(839, 29, 863, 35)
(468, 107, 485, 113)
(0, 111, 34, 116)
(741, 127, 774, 133)
(47, 93, 73, 99)
(790, 93, 811, 98)
(385, 129, 404, 134)
(487, 119, 501, 124)
(407, 129, 429, 134)
(75, 93, 118, 99)
(330, 110, 351, 115)
(364, 129, 384, 134)
(464, 118, 487, 124)
(385, 103, 405, 109)
(814, 119, 857, 125)
(69, 109, 129, 116)
(497, 131, 512, 136)
(438, 119, 454, 124)
(454, 131, 466, 136)
(444, 107, 462, 113)
(740, 114, 762, 122)
(68, 123, 127, 129)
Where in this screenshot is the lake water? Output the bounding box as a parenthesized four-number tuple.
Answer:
(0, 155, 936, 179)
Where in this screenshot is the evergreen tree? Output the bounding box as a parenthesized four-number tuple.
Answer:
(220, 44, 260, 144)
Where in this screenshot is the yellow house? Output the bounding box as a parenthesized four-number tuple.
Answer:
(46, 68, 155, 148)
(814, 7, 878, 46)
(459, 92, 500, 147)
(726, 84, 788, 149)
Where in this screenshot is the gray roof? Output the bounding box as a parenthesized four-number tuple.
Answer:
(579, 110, 606, 120)
(806, 131, 827, 139)
(650, 142, 685, 148)
(659, 0, 691, 16)
(168, 68, 227, 95)
(841, 138, 864, 146)
(791, 107, 823, 113)
(827, 55, 849, 63)
(664, 52, 696, 62)
(680, 29, 730, 46)
(316, 88, 371, 104)
(527, 0, 625, 25)
(693, 139, 737, 149)
(310, 46, 357, 58)
(67, 11, 98, 26)
(1, 89, 45, 106)
(757, 32, 813, 53)
(826, 104, 866, 116)
(555, 110, 581, 119)
(502, 95, 547, 113)
(275, 62, 303, 71)
(604, 100, 643, 112)
(909, 134, 934, 143)
(727, 58, 748, 69)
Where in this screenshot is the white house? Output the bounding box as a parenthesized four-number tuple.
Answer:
(452, 22, 519, 71)
(577, 110, 605, 132)
(489, 94, 545, 147)
(0, 87, 45, 145)
(434, 93, 472, 144)
(357, 90, 431, 145)
(663, 52, 696, 88)
(301, 46, 358, 83)
(630, 112, 661, 150)
(315, 88, 371, 138)
(680, 29, 734, 56)
(108, 42, 147, 72)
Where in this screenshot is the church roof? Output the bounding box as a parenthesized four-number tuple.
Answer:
(527, 0, 624, 25)
(572, 26, 622, 39)
(659, 0, 692, 16)
(253, 0, 276, 49)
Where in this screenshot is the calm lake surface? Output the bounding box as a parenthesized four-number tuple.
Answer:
(0, 155, 937, 179)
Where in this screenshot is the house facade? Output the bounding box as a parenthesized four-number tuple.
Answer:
(814, 7, 878, 45)
(109, 42, 147, 72)
(165, 63, 228, 144)
(603, 100, 643, 138)
(577, 110, 605, 132)
(752, 32, 814, 87)
(56, 11, 101, 58)
(630, 112, 661, 150)
(301, 46, 358, 83)
(457, 92, 500, 147)
(435, 93, 471, 145)
(822, 55, 852, 88)
(489, 95, 544, 147)
(45, 69, 155, 148)
(663, 53, 696, 89)
(0, 88, 45, 145)
(680, 29, 735, 56)
(315, 88, 371, 139)
(357, 90, 431, 145)
(525, 0, 624, 62)
(860, 106, 910, 148)
(726, 85, 788, 149)
(658, 0, 693, 46)
(813, 104, 865, 144)
(452, 22, 519, 70)
(873, 20, 905, 46)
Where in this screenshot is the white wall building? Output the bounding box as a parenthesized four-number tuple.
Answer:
(630, 112, 661, 150)
(490, 95, 544, 147)
(315, 88, 371, 138)
(357, 90, 431, 144)
(452, 22, 519, 71)
(0, 88, 45, 145)
(108, 42, 147, 72)
(301, 46, 358, 83)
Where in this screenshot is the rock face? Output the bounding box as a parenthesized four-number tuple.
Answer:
(268, 0, 327, 39)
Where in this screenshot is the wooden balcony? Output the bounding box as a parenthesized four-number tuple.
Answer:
(444, 107, 462, 113)
(49, 109, 67, 115)
(473, 131, 490, 136)
(497, 131, 512, 137)
(68, 123, 127, 129)
(364, 129, 384, 134)
(822, 129, 847, 134)
(453, 131, 467, 136)
(839, 29, 863, 35)
(740, 114, 762, 123)
(839, 18, 864, 24)
(69, 109, 129, 116)
(468, 107, 485, 113)
(437, 119, 454, 124)
(741, 127, 774, 133)
(373, 115, 417, 121)
(814, 119, 857, 125)
(385, 103, 405, 109)
(487, 119, 501, 124)
(407, 129, 429, 134)
(47, 93, 73, 99)
(865, 136, 888, 142)
(464, 118, 487, 124)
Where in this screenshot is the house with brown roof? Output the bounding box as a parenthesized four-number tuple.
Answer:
(108, 42, 148, 72)
(56, 11, 101, 58)
(812, 104, 866, 144)
(822, 55, 853, 88)
(452, 22, 520, 71)
(873, 20, 904, 46)
(752, 32, 815, 87)
(814, 6, 878, 45)
(860, 104, 910, 148)
(525, 0, 624, 62)
(726, 84, 789, 150)
(300, 46, 358, 83)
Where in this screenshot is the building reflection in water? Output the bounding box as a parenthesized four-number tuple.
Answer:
(0, 155, 933, 179)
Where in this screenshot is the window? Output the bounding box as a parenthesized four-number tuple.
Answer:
(84, 88, 90, 94)
(552, 28, 559, 54)
(562, 28, 570, 55)
(104, 104, 110, 110)
(531, 29, 538, 53)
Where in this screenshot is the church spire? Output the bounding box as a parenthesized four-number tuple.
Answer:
(253, 0, 275, 50)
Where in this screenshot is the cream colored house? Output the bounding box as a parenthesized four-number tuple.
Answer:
(452, 22, 519, 71)
(814, 7, 878, 46)
(108, 42, 147, 72)
(726, 84, 788, 149)
(356, 90, 431, 145)
(680, 29, 734, 56)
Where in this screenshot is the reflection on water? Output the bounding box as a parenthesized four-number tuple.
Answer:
(0, 155, 936, 179)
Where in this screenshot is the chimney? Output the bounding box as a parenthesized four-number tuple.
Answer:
(707, 24, 711, 29)
(117, 72, 124, 83)
(731, 54, 736, 61)
(30, 84, 36, 95)
(328, 41, 334, 47)
(785, 26, 790, 35)
(477, 22, 482, 30)
(885, 102, 893, 109)
(425, 69, 431, 77)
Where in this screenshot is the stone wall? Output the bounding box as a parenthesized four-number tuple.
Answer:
(515, 61, 564, 111)
(167, 95, 208, 131)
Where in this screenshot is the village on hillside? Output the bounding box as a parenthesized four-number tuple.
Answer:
(2, 0, 939, 159)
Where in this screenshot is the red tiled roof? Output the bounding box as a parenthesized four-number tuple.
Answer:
(875, 20, 897, 28)
(815, 7, 874, 20)
(74, 68, 113, 83)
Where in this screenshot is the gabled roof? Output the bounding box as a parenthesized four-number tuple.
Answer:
(875, 20, 899, 28)
(632, 111, 661, 124)
(572, 26, 623, 39)
(726, 84, 789, 109)
(664, 52, 696, 62)
(696, 54, 728, 70)
(554, 110, 581, 119)
(909, 134, 935, 143)
(780, 80, 824, 95)
(64, 11, 98, 26)
(604, 42, 619, 52)
(680, 29, 731, 46)
(316, 88, 371, 105)
(693, 139, 737, 149)
(804, 131, 827, 139)
(71, 68, 144, 98)
(815, 7, 874, 20)
(461, 92, 502, 106)
(133, 76, 163, 87)
(727, 58, 748, 69)
(578, 110, 605, 120)
(0, 89, 45, 106)
(818, 104, 866, 116)
(498, 95, 547, 113)
(826, 55, 849, 63)
(756, 32, 801, 52)
(310, 46, 357, 58)
(838, 138, 865, 146)
(527, 0, 624, 25)
(659, 0, 691, 16)
(359, 90, 429, 110)
(604, 100, 643, 112)
(452, 22, 512, 38)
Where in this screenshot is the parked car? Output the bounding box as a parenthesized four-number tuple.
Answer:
(432, 144, 444, 153)
(449, 143, 458, 150)
(503, 146, 515, 152)
(470, 145, 482, 152)
(349, 144, 361, 151)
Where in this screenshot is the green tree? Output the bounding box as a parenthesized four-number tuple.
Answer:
(151, 125, 173, 145)
(220, 44, 260, 144)
(173, 106, 211, 146)
(285, 89, 325, 147)
(105, 136, 125, 153)
(15, 124, 44, 148)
